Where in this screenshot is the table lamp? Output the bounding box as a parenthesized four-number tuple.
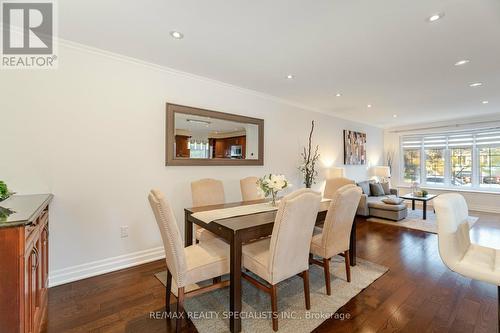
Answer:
(373, 166, 391, 182)
(328, 167, 346, 179)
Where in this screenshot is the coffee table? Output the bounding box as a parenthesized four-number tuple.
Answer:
(400, 193, 438, 220)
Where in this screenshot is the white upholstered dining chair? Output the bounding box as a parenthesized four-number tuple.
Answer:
(241, 189, 322, 331)
(191, 178, 225, 242)
(240, 176, 264, 202)
(434, 193, 499, 330)
(310, 184, 362, 295)
(323, 177, 356, 199)
(148, 189, 230, 330)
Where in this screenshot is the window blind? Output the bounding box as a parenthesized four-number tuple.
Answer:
(402, 137, 422, 148)
(475, 130, 500, 146)
(423, 136, 446, 148)
(402, 129, 500, 149)
(447, 133, 474, 147)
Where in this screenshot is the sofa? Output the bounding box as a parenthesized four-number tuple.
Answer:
(323, 177, 408, 221)
(356, 180, 408, 221)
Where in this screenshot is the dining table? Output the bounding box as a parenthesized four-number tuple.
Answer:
(184, 197, 357, 333)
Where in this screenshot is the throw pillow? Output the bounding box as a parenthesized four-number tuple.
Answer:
(380, 182, 391, 195)
(382, 197, 404, 205)
(370, 182, 385, 196)
(357, 181, 371, 196)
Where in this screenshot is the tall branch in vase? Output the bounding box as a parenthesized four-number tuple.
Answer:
(299, 120, 320, 188)
(386, 150, 395, 174)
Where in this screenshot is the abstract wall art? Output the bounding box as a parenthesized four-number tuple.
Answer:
(344, 130, 366, 165)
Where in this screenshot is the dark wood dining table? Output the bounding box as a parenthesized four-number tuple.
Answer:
(184, 198, 357, 333)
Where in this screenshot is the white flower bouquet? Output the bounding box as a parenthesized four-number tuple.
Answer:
(257, 174, 291, 206)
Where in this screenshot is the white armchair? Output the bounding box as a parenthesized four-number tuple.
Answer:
(434, 193, 499, 330)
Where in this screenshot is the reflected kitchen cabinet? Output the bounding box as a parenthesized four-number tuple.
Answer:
(175, 135, 190, 158)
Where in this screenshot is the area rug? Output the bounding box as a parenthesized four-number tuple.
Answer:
(155, 256, 388, 333)
(367, 209, 478, 233)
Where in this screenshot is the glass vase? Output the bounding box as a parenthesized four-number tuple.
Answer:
(270, 191, 277, 206)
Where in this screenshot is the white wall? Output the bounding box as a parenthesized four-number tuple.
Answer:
(0, 41, 383, 285)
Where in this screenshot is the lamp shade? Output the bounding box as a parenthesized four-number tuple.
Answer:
(328, 167, 346, 179)
(373, 166, 391, 178)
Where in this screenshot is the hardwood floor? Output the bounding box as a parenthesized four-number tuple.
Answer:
(47, 212, 499, 333)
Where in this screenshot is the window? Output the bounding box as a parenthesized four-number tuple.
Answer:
(189, 140, 210, 159)
(479, 147, 500, 188)
(424, 149, 445, 184)
(451, 148, 472, 186)
(400, 130, 500, 191)
(403, 149, 420, 183)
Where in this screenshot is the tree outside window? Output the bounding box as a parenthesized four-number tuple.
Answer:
(479, 147, 500, 188)
(403, 149, 420, 183)
(451, 148, 472, 186)
(425, 149, 445, 184)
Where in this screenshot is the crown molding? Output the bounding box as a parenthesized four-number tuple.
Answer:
(57, 38, 381, 129)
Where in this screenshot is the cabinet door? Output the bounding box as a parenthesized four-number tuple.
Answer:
(41, 224, 49, 291)
(215, 140, 225, 158)
(38, 222, 49, 333)
(32, 238, 42, 333)
(175, 135, 190, 157)
(24, 240, 35, 333)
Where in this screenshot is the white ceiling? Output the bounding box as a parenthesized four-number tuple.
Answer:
(59, 0, 500, 128)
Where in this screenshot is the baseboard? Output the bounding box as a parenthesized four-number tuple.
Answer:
(48, 247, 166, 287)
(467, 204, 500, 214)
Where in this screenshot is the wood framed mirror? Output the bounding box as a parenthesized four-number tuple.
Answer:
(166, 103, 264, 166)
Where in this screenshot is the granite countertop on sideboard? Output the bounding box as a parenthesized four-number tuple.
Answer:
(0, 194, 53, 228)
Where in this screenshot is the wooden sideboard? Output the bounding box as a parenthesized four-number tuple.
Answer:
(0, 194, 53, 333)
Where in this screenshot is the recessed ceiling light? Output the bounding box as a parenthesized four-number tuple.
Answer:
(170, 31, 184, 39)
(454, 59, 470, 66)
(482, 100, 489, 104)
(187, 118, 210, 125)
(336, 93, 342, 97)
(367, 104, 372, 108)
(286, 74, 294, 79)
(393, 114, 398, 118)
(469, 82, 483, 87)
(427, 13, 444, 22)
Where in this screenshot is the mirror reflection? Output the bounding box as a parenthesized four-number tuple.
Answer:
(174, 113, 259, 160)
